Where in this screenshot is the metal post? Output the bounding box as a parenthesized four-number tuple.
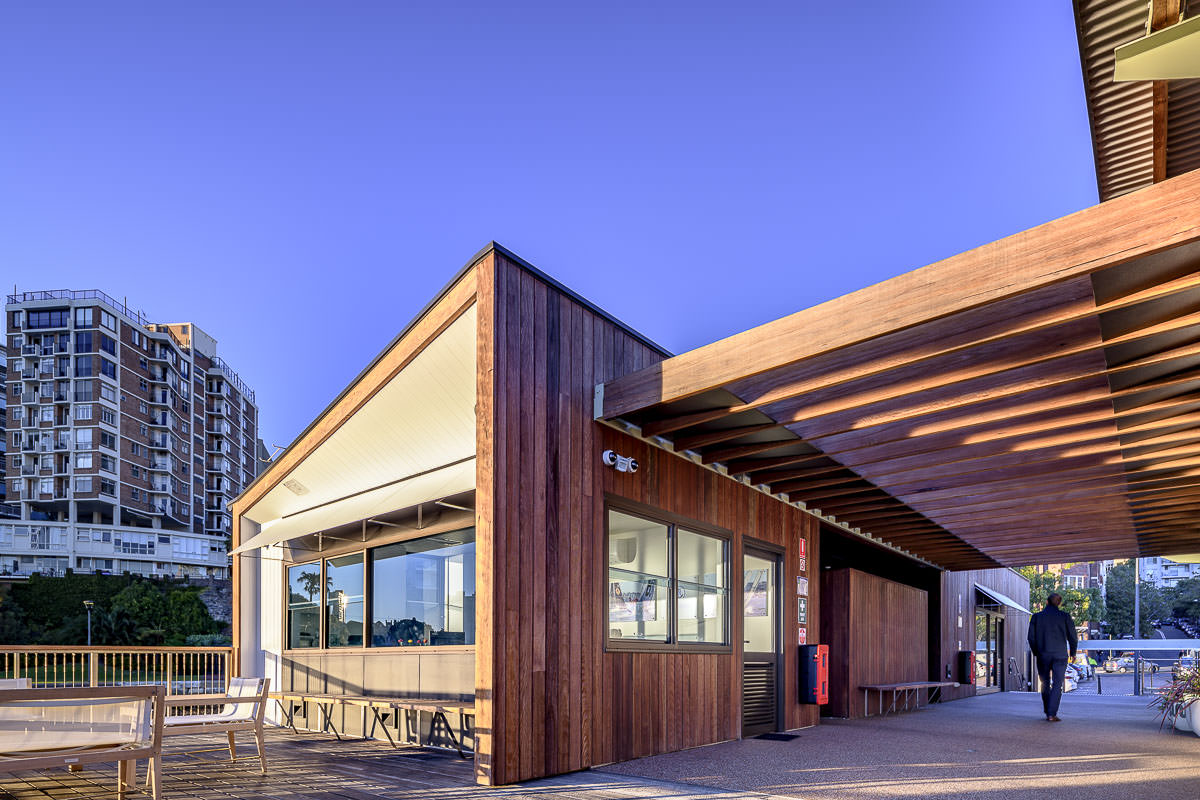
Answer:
(83, 600, 94, 647)
(1133, 558, 1142, 697)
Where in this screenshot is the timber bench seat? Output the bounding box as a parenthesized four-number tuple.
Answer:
(860, 681, 958, 717)
(269, 691, 474, 757)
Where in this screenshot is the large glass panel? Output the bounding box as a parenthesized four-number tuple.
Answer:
(676, 529, 727, 644)
(371, 528, 475, 647)
(325, 554, 365, 647)
(607, 510, 669, 642)
(287, 563, 321, 649)
(743, 553, 776, 653)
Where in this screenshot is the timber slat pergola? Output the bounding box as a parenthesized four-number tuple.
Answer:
(597, 170, 1200, 570)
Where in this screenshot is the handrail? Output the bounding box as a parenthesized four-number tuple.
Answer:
(0, 646, 232, 653)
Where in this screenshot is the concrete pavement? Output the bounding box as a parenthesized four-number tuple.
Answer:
(596, 692, 1200, 800)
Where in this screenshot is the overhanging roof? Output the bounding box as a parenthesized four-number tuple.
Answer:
(235, 306, 477, 553)
(976, 584, 1031, 615)
(597, 171, 1200, 570)
(1075, 0, 1200, 200)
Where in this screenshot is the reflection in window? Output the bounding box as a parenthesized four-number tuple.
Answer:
(371, 528, 475, 647)
(677, 529, 728, 644)
(325, 554, 364, 647)
(287, 563, 321, 649)
(607, 510, 670, 642)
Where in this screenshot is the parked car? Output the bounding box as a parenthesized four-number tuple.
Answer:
(1104, 655, 1134, 673)
(1174, 654, 1197, 678)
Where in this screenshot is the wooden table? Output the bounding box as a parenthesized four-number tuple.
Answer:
(269, 691, 474, 757)
(859, 681, 959, 717)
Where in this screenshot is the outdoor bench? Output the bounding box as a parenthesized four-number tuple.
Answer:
(0, 685, 164, 799)
(859, 680, 959, 717)
(269, 690, 474, 757)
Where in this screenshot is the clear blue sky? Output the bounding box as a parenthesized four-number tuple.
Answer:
(0, 1, 1098, 451)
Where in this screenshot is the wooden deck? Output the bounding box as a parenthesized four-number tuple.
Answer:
(0, 728, 735, 800)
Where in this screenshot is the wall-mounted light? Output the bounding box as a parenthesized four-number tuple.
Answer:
(602, 449, 639, 473)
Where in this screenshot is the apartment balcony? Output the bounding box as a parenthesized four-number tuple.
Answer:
(73, 391, 94, 402)
(20, 465, 34, 476)
(20, 345, 36, 356)
(20, 392, 36, 403)
(20, 369, 35, 380)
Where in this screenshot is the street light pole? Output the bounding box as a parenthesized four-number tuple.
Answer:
(1133, 559, 1141, 697)
(83, 600, 94, 647)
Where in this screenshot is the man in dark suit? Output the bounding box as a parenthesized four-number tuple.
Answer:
(1027, 593, 1078, 722)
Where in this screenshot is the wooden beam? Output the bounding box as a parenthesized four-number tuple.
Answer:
(700, 439, 798, 465)
(672, 423, 780, 453)
(640, 406, 734, 438)
(1151, 0, 1182, 182)
(600, 172, 1200, 418)
(725, 452, 829, 476)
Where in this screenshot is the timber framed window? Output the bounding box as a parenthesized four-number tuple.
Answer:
(283, 526, 476, 652)
(606, 501, 730, 651)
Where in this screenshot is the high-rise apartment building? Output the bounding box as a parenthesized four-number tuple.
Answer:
(3, 290, 259, 578)
(0, 342, 7, 507)
(1140, 556, 1200, 589)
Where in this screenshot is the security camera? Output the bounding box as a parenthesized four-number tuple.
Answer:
(602, 450, 639, 473)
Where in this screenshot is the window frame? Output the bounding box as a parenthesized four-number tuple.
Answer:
(280, 523, 477, 655)
(604, 496, 733, 654)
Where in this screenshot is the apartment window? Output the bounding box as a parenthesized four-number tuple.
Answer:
(73, 405, 92, 421)
(100, 311, 116, 331)
(75, 332, 93, 353)
(74, 477, 92, 493)
(40, 407, 52, 423)
(75, 453, 92, 469)
(131, 465, 141, 479)
(100, 431, 115, 450)
(101, 408, 115, 426)
(139, 378, 147, 391)
(606, 505, 730, 649)
(138, 400, 148, 413)
(75, 429, 92, 450)
(129, 442, 141, 456)
(131, 488, 141, 501)
(27, 310, 69, 329)
(38, 478, 53, 495)
(74, 308, 94, 327)
(100, 359, 116, 379)
(99, 334, 116, 355)
(139, 357, 148, 370)
(10, 408, 22, 421)
(131, 330, 141, 347)
(100, 383, 116, 403)
(10, 384, 18, 396)
(139, 424, 147, 436)
(100, 454, 115, 473)
(75, 356, 94, 377)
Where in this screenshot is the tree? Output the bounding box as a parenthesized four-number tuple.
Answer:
(298, 571, 323, 602)
(1015, 566, 1104, 629)
(1166, 576, 1200, 623)
(1104, 560, 1171, 637)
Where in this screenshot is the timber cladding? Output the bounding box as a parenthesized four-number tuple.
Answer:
(475, 253, 819, 786)
(819, 568, 928, 719)
(938, 569, 1031, 701)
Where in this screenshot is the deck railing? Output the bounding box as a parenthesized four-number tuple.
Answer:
(0, 646, 232, 695)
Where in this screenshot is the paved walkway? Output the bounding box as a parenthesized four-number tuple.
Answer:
(598, 692, 1200, 800)
(4, 693, 1195, 799)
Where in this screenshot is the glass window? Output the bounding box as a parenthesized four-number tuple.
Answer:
(371, 528, 476, 647)
(676, 529, 728, 644)
(607, 507, 730, 648)
(325, 554, 364, 647)
(607, 510, 670, 642)
(287, 563, 322, 649)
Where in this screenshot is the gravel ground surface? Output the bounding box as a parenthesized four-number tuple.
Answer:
(598, 692, 1200, 800)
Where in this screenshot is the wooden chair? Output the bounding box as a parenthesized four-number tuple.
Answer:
(162, 677, 270, 774)
(0, 685, 164, 799)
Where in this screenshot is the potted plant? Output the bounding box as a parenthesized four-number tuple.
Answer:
(1149, 666, 1200, 735)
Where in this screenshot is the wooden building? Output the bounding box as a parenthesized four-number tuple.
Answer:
(231, 3, 1200, 786)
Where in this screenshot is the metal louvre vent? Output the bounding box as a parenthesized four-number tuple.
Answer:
(742, 662, 776, 731)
